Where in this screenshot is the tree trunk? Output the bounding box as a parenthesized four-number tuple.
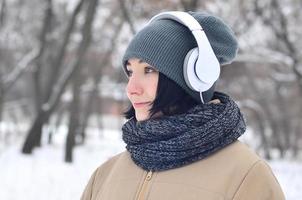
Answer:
(293, 122, 302, 158)
(180, 0, 199, 11)
(48, 104, 65, 145)
(0, 0, 6, 28)
(64, 0, 99, 162)
(78, 83, 97, 145)
(118, 0, 136, 35)
(271, 119, 286, 158)
(22, 109, 49, 153)
(275, 83, 291, 150)
(21, 0, 85, 154)
(253, 110, 271, 159)
(0, 94, 3, 136)
(32, 0, 53, 112)
(77, 15, 124, 144)
(43, 0, 84, 103)
(65, 72, 81, 162)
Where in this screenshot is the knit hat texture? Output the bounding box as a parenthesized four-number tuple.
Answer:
(122, 11, 238, 101)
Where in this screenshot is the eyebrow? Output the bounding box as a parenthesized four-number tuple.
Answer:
(126, 59, 145, 66)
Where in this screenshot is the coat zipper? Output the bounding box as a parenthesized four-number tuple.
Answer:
(136, 171, 153, 200)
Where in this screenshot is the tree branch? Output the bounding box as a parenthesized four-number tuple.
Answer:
(118, 0, 136, 35)
(42, 0, 99, 113)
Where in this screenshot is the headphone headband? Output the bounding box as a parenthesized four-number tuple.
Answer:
(148, 11, 220, 93)
(149, 11, 203, 32)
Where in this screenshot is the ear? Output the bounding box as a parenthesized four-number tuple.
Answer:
(208, 99, 221, 104)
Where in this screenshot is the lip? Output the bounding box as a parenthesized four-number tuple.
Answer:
(133, 102, 151, 108)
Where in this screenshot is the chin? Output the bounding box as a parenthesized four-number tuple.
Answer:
(135, 113, 149, 121)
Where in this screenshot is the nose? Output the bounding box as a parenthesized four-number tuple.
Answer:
(126, 75, 143, 96)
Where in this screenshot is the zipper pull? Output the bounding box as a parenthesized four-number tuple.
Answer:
(146, 171, 153, 181)
(136, 171, 154, 200)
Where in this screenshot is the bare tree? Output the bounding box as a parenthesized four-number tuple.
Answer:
(0, 0, 6, 28)
(77, 16, 124, 146)
(22, 0, 85, 154)
(65, 69, 81, 162)
(118, 0, 136, 34)
(65, 0, 99, 162)
(32, 0, 53, 112)
(180, 0, 199, 11)
(0, 0, 299, 160)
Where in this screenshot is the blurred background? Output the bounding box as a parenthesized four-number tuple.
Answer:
(0, 0, 301, 199)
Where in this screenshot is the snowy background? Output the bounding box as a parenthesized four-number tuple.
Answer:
(1, 0, 302, 199)
(0, 127, 301, 200)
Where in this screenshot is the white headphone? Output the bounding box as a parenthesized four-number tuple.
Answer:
(148, 11, 220, 103)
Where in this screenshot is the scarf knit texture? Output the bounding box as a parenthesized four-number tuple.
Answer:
(122, 92, 246, 171)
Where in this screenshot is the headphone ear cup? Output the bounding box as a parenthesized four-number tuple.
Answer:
(183, 48, 199, 91)
(184, 47, 213, 92)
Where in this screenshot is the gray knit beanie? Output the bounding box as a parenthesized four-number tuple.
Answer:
(122, 11, 238, 102)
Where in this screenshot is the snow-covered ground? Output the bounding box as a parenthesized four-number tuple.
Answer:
(0, 129, 301, 200)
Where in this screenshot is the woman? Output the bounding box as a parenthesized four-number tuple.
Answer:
(81, 11, 285, 200)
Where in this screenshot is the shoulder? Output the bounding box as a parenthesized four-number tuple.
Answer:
(195, 140, 263, 173)
(209, 140, 261, 163)
(209, 140, 279, 184)
(176, 140, 285, 199)
(93, 151, 127, 178)
(232, 156, 285, 199)
(215, 141, 285, 199)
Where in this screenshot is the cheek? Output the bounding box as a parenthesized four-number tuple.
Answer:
(126, 85, 130, 97)
(125, 85, 130, 99)
(149, 79, 158, 98)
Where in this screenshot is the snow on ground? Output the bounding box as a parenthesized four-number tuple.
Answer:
(269, 160, 302, 200)
(0, 129, 301, 200)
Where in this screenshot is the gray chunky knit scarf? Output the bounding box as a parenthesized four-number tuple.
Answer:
(122, 92, 246, 171)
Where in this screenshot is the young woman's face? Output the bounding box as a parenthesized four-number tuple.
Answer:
(126, 58, 159, 121)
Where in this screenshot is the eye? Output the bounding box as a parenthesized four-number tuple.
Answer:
(145, 66, 157, 73)
(125, 68, 132, 77)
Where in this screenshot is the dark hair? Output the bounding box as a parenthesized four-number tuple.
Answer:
(124, 73, 199, 119)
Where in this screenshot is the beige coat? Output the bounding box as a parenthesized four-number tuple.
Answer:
(81, 141, 285, 200)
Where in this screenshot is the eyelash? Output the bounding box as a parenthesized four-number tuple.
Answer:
(126, 67, 156, 77)
(145, 67, 156, 73)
